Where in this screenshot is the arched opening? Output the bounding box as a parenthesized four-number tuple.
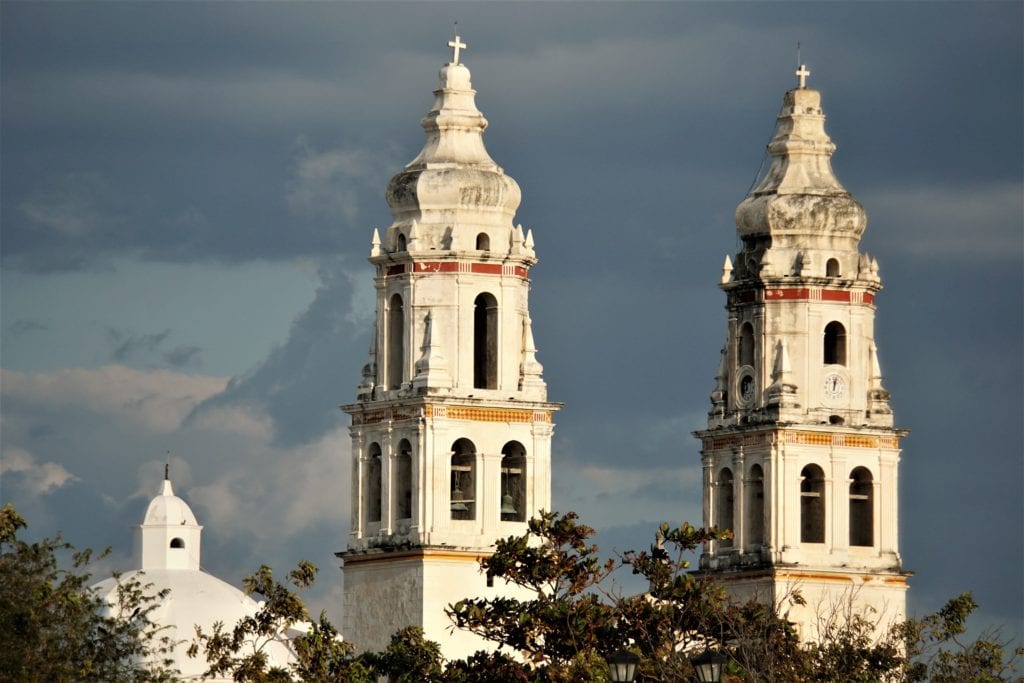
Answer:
(397, 232, 407, 252)
(473, 293, 498, 389)
(826, 258, 840, 277)
(745, 464, 764, 550)
(367, 443, 382, 523)
(824, 321, 846, 366)
(716, 468, 735, 549)
(850, 467, 874, 547)
(387, 294, 404, 389)
(170, 538, 185, 549)
(450, 438, 476, 521)
(395, 439, 412, 521)
(476, 232, 490, 251)
(500, 441, 526, 522)
(739, 323, 755, 367)
(800, 464, 826, 543)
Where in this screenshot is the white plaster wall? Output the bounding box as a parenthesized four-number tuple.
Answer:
(723, 572, 907, 644)
(342, 557, 425, 654)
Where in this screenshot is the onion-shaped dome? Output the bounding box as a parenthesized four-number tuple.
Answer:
(385, 60, 521, 246)
(735, 86, 866, 245)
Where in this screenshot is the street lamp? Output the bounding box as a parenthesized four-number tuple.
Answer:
(690, 648, 727, 683)
(607, 650, 640, 682)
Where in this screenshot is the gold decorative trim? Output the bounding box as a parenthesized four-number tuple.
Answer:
(433, 405, 551, 424)
(704, 430, 899, 451)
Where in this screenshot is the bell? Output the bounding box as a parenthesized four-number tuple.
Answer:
(500, 493, 517, 516)
(450, 486, 469, 512)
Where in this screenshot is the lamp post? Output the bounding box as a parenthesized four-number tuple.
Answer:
(690, 648, 727, 683)
(606, 650, 640, 682)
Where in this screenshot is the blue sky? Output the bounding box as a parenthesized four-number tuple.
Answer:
(2, 1, 1021, 644)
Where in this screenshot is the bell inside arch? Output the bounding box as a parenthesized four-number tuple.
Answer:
(450, 486, 469, 512)
(500, 493, 517, 516)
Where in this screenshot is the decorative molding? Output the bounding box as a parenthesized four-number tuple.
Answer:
(703, 430, 899, 451)
(381, 262, 529, 278)
(432, 405, 551, 423)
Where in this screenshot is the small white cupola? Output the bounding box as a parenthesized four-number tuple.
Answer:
(137, 468, 203, 571)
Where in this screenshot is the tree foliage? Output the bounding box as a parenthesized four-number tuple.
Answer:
(0, 504, 178, 683)
(195, 510, 1021, 682)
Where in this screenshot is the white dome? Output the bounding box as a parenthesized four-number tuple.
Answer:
(143, 481, 199, 527)
(91, 477, 300, 679)
(92, 568, 299, 681)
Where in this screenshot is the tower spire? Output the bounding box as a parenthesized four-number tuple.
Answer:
(694, 72, 907, 645)
(341, 38, 559, 660)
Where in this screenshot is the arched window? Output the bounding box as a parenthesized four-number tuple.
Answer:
(473, 293, 498, 389)
(850, 467, 874, 547)
(824, 321, 846, 366)
(397, 232, 407, 252)
(450, 439, 476, 521)
(367, 443, 382, 523)
(800, 464, 826, 543)
(826, 258, 840, 277)
(395, 439, 413, 521)
(745, 464, 765, 550)
(170, 538, 185, 549)
(739, 323, 755, 367)
(500, 441, 526, 522)
(476, 233, 490, 251)
(716, 468, 735, 548)
(387, 294, 404, 389)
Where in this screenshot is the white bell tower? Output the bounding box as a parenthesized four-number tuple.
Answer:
(338, 37, 560, 659)
(694, 66, 909, 642)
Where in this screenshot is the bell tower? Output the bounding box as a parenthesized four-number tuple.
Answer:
(694, 66, 909, 641)
(338, 37, 560, 659)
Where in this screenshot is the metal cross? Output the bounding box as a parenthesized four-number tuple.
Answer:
(796, 64, 811, 89)
(448, 35, 467, 65)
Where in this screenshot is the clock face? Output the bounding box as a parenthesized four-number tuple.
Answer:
(823, 372, 847, 401)
(739, 373, 755, 405)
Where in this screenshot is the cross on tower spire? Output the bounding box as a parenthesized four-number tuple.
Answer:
(796, 64, 811, 89)
(448, 34, 467, 65)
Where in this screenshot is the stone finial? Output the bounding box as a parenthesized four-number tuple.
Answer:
(709, 347, 727, 418)
(720, 255, 733, 285)
(524, 229, 536, 257)
(407, 219, 420, 250)
(412, 311, 452, 393)
(357, 328, 378, 400)
(867, 341, 893, 422)
(766, 339, 799, 409)
(370, 228, 382, 258)
(858, 252, 871, 277)
(511, 224, 525, 254)
(518, 316, 546, 398)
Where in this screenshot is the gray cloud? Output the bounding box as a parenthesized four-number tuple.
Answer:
(107, 328, 172, 362)
(187, 257, 370, 447)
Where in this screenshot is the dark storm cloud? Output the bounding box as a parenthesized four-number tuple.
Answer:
(108, 328, 172, 362)
(3, 2, 1020, 272)
(3, 318, 49, 338)
(187, 257, 369, 448)
(164, 345, 202, 369)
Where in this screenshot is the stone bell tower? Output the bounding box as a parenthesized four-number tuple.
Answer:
(338, 37, 560, 659)
(693, 65, 909, 642)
